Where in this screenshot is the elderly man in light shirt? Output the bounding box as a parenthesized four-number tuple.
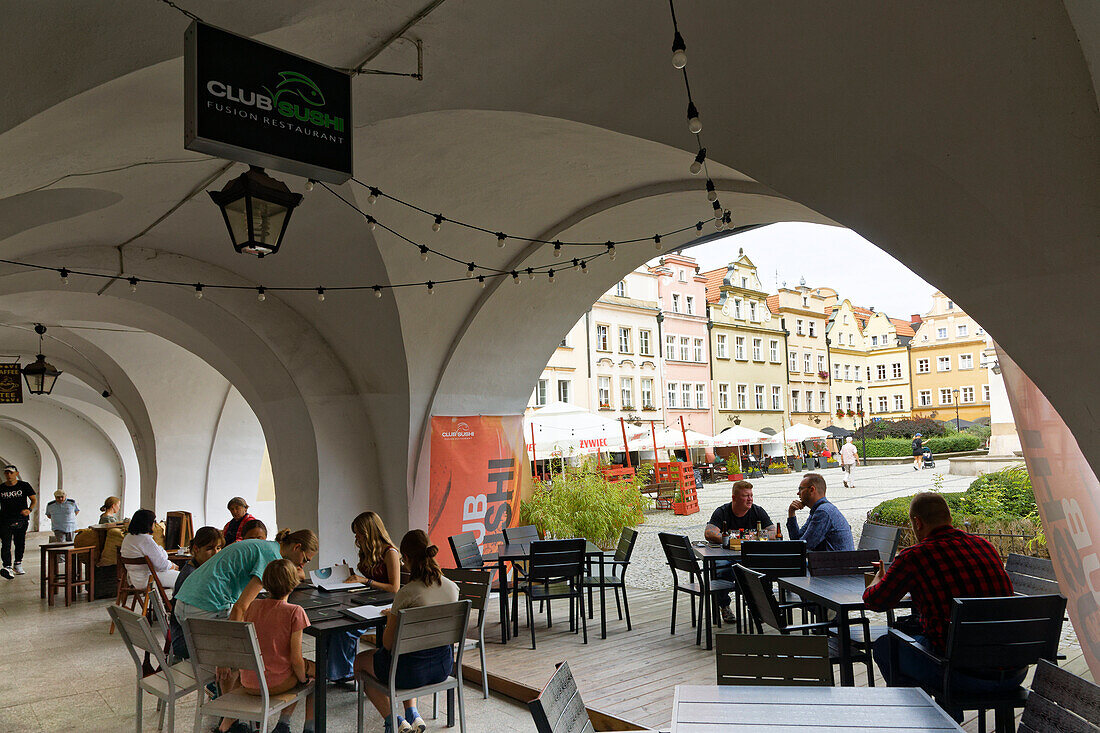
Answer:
(840, 437, 860, 488)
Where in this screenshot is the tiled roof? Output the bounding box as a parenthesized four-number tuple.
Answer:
(766, 294, 779, 313)
(890, 318, 916, 337)
(701, 267, 725, 304)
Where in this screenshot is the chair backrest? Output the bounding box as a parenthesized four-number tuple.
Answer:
(527, 539, 586, 582)
(1018, 660, 1100, 733)
(120, 554, 172, 604)
(146, 582, 171, 641)
(613, 527, 639, 564)
(1005, 553, 1062, 596)
(943, 594, 1066, 674)
(448, 532, 485, 570)
(740, 540, 807, 578)
(733, 564, 785, 632)
(715, 632, 834, 686)
(658, 532, 702, 577)
(109, 605, 190, 689)
(528, 661, 595, 733)
(503, 525, 541, 544)
(857, 522, 902, 564)
(185, 617, 265, 679)
(442, 568, 492, 612)
(808, 549, 880, 577)
(392, 599, 472, 657)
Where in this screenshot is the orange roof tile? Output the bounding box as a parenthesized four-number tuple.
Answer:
(766, 294, 779, 313)
(701, 267, 725, 304)
(890, 318, 916, 337)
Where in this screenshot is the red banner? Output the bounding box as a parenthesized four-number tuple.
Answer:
(429, 415, 532, 567)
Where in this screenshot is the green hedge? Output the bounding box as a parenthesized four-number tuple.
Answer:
(861, 434, 981, 457)
(868, 466, 1033, 526)
(855, 418, 947, 439)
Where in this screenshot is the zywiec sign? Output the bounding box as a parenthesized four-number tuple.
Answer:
(0, 364, 22, 404)
(185, 22, 352, 183)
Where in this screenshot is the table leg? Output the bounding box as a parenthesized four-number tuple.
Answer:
(838, 611, 854, 686)
(40, 545, 47, 599)
(599, 554, 607, 640)
(87, 551, 95, 602)
(446, 687, 454, 727)
(314, 632, 330, 732)
(497, 560, 510, 644)
(702, 562, 713, 650)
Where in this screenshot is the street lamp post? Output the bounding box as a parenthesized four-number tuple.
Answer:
(856, 385, 867, 462)
(952, 388, 960, 430)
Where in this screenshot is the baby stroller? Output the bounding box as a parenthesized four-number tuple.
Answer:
(922, 447, 935, 469)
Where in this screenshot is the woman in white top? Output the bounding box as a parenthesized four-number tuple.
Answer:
(119, 509, 179, 591)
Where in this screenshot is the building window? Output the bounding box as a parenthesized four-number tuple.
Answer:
(836, 396, 844, 412)
(917, 358, 930, 374)
(796, 319, 804, 335)
(803, 296, 808, 307)
(878, 396, 888, 412)
(639, 330, 651, 356)
(844, 364, 851, 380)
(833, 363, 841, 379)
(772, 386, 782, 410)
(718, 383, 730, 410)
(871, 335, 879, 346)
(686, 296, 695, 315)
(947, 300, 954, 310)
(937, 356, 951, 372)
(557, 380, 571, 403)
(620, 378, 633, 408)
(919, 390, 932, 406)
(667, 382, 677, 408)
(982, 384, 990, 402)
(805, 391, 814, 412)
(957, 324, 968, 337)
(752, 338, 762, 361)
(598, 377, 611, 408)
(681, 383, 691, 408)
(736, 384, 747, 410)
(810, 322, 818, 338)
(741, 276, 748, 288)
(819, 391, 827, 412)
(892, 362, 903, 379)
(961, 386, 975, 403)
(694, 338, 705, 363)
(855, 365, 861, 381)
(849, 333, 854, 346)
(771, 340, 780, 362)
(665, 335, 676, 360)
(696, 384, 706, 409)
(749, 301, 758, 321)
(716, 334, 728, 358)
(736, 337, 746, 360)
(672, 293, 681, 313)
(940, 388, 954, 405)
(804, 353, 812, 373)
(615, 281, 626, 297)
(937, 327, 948, 339)
(791, 390, 800, 412)
(534, 379, 548, 406)
(734, 299, 742, 319)
(618, 327, 631, 353)
(789, 350, 798, 371)
(843, 314, 849, 324)
(679, 270, 687, 282)
(753, 384, 765, 410)
(846, 395, 853, 411)
(959, 353, 973, 370)
(641, 378, 654, 409)
(596, 324, 609, 351)
(894, 394, 904, 411)
(877, 364, 887, 380)
(560, 335, 570, 348)
(817, 354, 825, 373)
(680, 336, 691, 362)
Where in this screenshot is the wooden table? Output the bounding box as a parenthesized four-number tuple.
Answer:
(670, 685, 963, 731)
(494, 540, 604, 643)
(295, 584, 393, 732)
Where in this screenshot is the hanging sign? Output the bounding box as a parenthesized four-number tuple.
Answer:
(184, 22, 353, 183)
(0, 364, 22, 404)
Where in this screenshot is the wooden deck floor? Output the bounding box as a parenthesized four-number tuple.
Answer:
(469, 586, 1092, 732)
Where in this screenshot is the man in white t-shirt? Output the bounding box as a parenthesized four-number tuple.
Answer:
(840, 437, 860, 488)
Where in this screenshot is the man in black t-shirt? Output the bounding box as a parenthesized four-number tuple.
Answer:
(704, 481, 774, 621)
(0, 465, 37, 577)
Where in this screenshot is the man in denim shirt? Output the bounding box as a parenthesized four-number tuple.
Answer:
(786, 473, 853, 551)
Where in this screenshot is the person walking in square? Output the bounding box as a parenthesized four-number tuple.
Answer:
(45, 489, 79, 542)
(840, 436, 859, 488)
(0, 465, 36, 577)
(911, 433, 924, 471)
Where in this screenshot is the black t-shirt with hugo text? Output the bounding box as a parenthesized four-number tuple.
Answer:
(0, 480, 35, 521)
(708, 502, 772, 534)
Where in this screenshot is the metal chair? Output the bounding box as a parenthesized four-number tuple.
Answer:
(502, 525, 541, 544)
(442, 568, 492, 698)
(582, 527, 638, 633)
(857, 522, 902, 564)
(739, 540, 808, 580)
(448, 531, 499, 570)
(1005, 553, 1061, 597)
(528, 662, 595, 733)
(1018, 659, 1100, 733)
(888, 594, 1066, 733)
(657, 532, 736, 646)
(715, 631, 834, 686)
(807, 549, 879, 576)
(182, 617, 312, 733)
(356, 600, 472, 733)
(516, 539, 588, 649)
(108, 605, 200, 733)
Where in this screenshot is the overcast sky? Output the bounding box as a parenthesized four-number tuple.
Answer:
(684, 222, 937, 320)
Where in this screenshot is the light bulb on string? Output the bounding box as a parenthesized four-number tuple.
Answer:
(496, 232, 506, 248)
(373, 286, 383, 298)
(466, 263, 476, 277)
(723, 210, 732, 228)
(548, 269, 555, 283)
(687, 102, 702, 134)
(257, 287, 266, 302)
(367, 187, 379, 204)
(581, 261, 589, 275)
(695, 221, 704, 232)
(672, 31, 687, 69)
(305, 179, 315, 192)
(426, 281, 435, 295)
(512, 271, 520, 285)
(419, 246, 429, 262)
(128, 277, 138, 293)
(654, 234, 663, 251)
(527, 268, 535, 280)
(316, 287, 326, 302)
(478, 276, 486, 289)
(432, 214, 443, 233)
(367, 216, 377, 232)
(706, 179, 717, 202)
(690, 148, 706, 175)
(194, 284, 204, 299)
(59, 268, 70, 286)
(553, 242, 562, 258)
(712, 200, 723, 221)
(606, 242, 616, 261)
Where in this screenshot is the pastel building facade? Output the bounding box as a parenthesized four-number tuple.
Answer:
(824, 298, 869, 430)
(527, 316, 591, 411)
(909, 291, 991, 422)
(863, 311, 915, 419)
(652, 254, 711, 434)
(770, 284, 833, 428)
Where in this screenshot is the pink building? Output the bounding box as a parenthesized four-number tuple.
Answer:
(651, 254, 712, 438)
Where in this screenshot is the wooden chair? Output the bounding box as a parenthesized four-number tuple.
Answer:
(528, 662, 595, 733)
(39, 540, 73, 598)
(857, 522, 902, 564)
(442, 567, 493, 699)
(715, 631, 834, 686)
(45, 544, 96, 607)
(657, 532, 736, 646)
(183, 617, 313, 733)
(355, 600, 471, 733)
(109, 555, 172, 634)
(582, 527, 639, 631)
(108, 605, 200, 733)
(517, 539, 588, 649)
(888, 594, 1066, 733)
(1005, 553, 1061, 596)
(1018, 659, 1100, 733)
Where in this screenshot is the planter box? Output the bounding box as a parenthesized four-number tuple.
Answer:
(727, 473, 744, 481)
(789, 459, 804, 471)
(824, 459, 840, 469)
(767, 466, 788, 475)
(672, 500, 699, 515)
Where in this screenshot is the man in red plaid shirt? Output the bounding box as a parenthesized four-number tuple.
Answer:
(863, 492, 1023, 700)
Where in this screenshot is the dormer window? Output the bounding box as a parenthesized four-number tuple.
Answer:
(741, 277, 747, 288)
(679, 270, 687, 282)
(615, 281, 626, 297)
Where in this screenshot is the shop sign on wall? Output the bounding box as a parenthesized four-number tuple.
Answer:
(0, 364, 22, 403)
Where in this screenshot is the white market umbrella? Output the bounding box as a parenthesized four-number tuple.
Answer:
(781, 422, 832, 443)
(524, 401, 632, 460)
(713, 425, 770, 447)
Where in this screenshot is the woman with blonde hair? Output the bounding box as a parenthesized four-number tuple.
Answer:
(329, 511, 401, 682)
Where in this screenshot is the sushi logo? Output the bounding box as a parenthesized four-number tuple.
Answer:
(205, 70, 345, 131)
(441, 421, 475, 440)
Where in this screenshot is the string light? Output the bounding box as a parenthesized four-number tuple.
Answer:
(194, 283, 204, 299)
(373, 285, 383, 298)
(671, 31, 687, 68)
(257, 286, 266, 302)
(496, 232, 506, 248)
(689, 148, 706, 175)
(466, 262, 476, 277)
(687, 102, 702, 134)
(553, 242, 562, 258)
(478, 275, 486, 288)
(511, 270, 520, 284)
(305, 179, 315, 192)
(548, 269, 555, 283)
(419, 245, 429, 262)
(316, 287, 325, 302)
(59, 268, 69, 286)
(128, 277, 138, 293)
(426, 281, 435, 295)
(526, 267, 535, 280)
(367, 215, 377, 231)
(367, 187, 379, 204)
(606, 242, 616, 261)
(432, 214, 443, 232)
(654, 234, 663, 251)
(581, 261, 589, 274)
(706, 179, 717, 202)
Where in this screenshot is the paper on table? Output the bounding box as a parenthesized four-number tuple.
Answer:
(309, 561, 368, 591)
(344, 603, 392, 621)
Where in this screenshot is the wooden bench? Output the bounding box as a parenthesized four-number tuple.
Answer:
(1006, 553, 1061, 596)
(1018, 659, 1100, 733)
(640, 481, 678, 509)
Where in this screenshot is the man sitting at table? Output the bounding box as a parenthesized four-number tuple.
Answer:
(786, 473, 854, 552)
(863, 492, 1020, 705)
(705, 480, 773, 623)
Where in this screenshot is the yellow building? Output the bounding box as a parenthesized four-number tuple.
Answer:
(910, 292, 991, 423)
(863, 310, 916, 419)
(768, 282, 832, 428)
(824, 298, 869, 431)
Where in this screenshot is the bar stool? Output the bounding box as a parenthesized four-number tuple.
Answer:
(40, 541, 74, 598)
(45, 545, 96, 607)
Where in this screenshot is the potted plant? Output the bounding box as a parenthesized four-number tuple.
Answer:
(818, 370, 829, 379)
(671, 487, 699, 515)
(767, 460, 787, 475)
(789, 455, 804, 472)
(846, 409, 856, 417)
(836, 409, 845, 419)
(726, 455, 743, 481)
